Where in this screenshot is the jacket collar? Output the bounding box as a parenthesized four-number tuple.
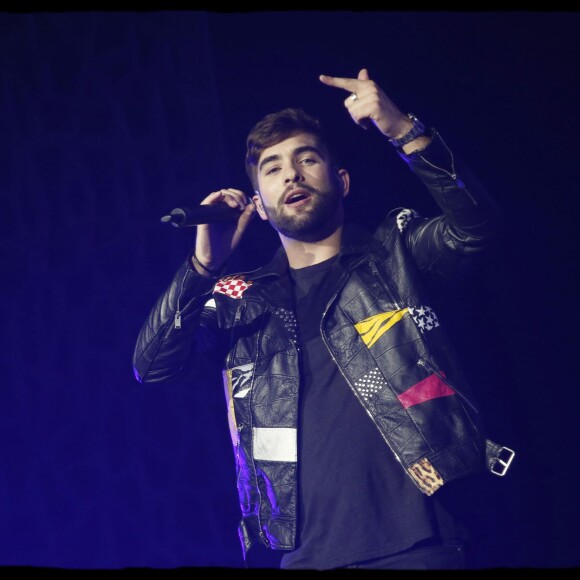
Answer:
(250, 220, 380, 281)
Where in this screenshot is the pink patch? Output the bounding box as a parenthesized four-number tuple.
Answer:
(213, 277, 253, 299)
(398, 373, 455, 409)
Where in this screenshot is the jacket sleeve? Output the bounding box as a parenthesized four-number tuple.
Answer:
(390, 129, 504, 278)
(132, 254, 220, 384)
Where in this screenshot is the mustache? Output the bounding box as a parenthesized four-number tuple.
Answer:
(283, 183, 319, 196)
(280, 183, 320, 206)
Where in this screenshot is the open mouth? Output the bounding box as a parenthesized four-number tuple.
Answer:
(285, 190, 311, 205)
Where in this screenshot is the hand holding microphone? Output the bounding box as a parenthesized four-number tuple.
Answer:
(163, 188, 256, 277)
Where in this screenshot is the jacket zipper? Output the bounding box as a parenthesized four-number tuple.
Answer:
(417, 357, 479, 414)
(319, 283, 407, 473)
(417, 131, 477, 206)
(226, 302, 245, 368)
(174, 268, 192, 329)
(369, 227, 480, 413)
(321, 327, 410, 478)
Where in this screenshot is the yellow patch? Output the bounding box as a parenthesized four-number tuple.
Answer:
(355, 309, 408, 348)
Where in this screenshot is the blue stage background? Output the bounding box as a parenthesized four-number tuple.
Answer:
(0, 10, 578, 570)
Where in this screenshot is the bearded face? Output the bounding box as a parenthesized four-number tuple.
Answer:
(260, 180, 344, 243)
(253, 134, 349, 243)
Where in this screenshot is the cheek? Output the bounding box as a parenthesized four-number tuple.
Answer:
(256, 183, 278, 208)
(310, 169, 336, 190)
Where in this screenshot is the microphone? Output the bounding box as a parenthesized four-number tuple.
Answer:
(160, 203, 242, 228)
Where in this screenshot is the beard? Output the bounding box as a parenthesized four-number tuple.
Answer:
(262, 183, 343, 243)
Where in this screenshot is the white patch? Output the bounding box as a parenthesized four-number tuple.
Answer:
(253, 427, 297, 462)
(396, 208, 420, 233)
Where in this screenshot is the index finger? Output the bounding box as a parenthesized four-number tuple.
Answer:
(318, 74, 358, 93)
(319, 68, 369, 92)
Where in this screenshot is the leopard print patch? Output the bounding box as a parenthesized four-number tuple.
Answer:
(408, 457, 444, 496)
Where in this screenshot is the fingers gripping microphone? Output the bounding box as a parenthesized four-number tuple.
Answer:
(160, 204, 241, 228)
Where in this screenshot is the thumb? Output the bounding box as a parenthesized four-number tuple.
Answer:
(358, 68, 370, 81)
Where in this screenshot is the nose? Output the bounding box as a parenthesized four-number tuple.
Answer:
(284, 164, 303, 184)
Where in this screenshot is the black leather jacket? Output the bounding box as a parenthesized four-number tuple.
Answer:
(132, 131, 515, 556)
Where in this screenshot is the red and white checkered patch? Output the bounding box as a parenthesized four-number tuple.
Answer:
(213, 276, 253, 299)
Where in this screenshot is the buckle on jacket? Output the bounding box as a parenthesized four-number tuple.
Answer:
(490, 446, 515, 476)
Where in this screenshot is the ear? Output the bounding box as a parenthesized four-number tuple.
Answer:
(336, 168, 350, 198)
(252, 191, 269, 221)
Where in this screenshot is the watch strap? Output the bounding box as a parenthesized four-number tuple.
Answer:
(389, 114, 426, 148)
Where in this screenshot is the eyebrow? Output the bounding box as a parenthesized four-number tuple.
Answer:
(258, 145, 325, 173)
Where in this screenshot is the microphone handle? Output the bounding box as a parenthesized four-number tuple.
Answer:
(160, 204, 241, 227)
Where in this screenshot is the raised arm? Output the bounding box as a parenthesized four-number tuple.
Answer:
(319, 67, 431, 155)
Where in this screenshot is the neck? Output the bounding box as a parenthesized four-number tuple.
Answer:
(280, 225, 343, 269)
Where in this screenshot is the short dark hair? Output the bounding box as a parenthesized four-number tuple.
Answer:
(245, 107, 339, 191)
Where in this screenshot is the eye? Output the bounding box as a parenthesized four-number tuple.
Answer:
(264, 165, 280, 176)
(299, 156, 318, 166)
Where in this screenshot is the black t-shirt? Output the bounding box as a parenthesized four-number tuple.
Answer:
(279, 255, 468, 570)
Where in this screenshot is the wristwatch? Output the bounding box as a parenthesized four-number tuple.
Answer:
(388, 114, 426, 148)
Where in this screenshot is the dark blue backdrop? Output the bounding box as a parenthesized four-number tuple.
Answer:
(1, 10, 578, 571)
